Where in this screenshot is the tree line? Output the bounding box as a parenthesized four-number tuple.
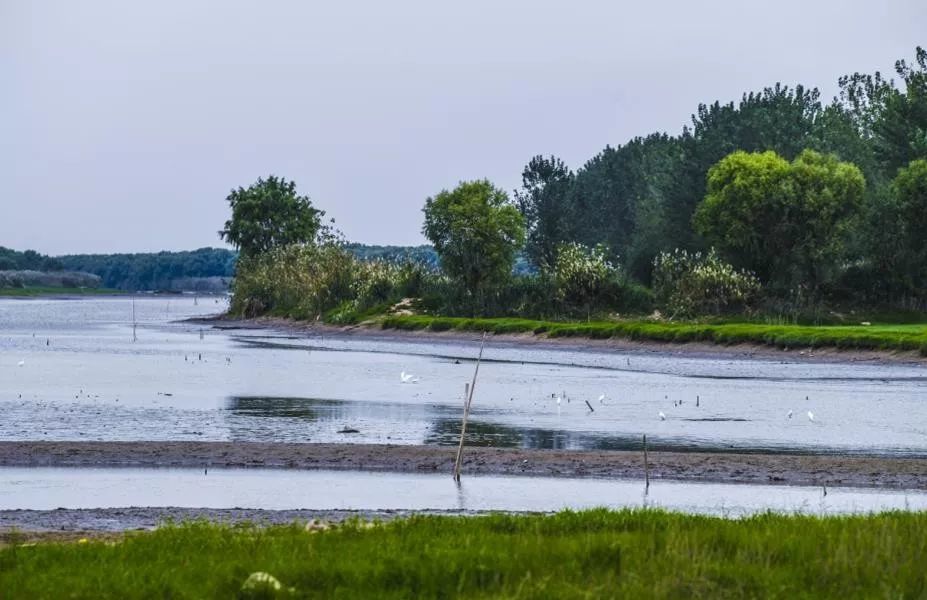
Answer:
(225, 47, 927, 321)
(515, 47, 927, 308)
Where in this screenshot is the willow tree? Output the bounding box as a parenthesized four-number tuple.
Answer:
(694, 149, 865, 296)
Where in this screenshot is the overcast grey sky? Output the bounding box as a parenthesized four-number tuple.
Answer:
(2, 1, 925, 255)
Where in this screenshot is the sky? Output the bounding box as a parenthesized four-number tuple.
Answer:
(2, 0, 925, 255)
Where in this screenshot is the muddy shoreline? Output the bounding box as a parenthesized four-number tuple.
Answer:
(194, 315, 927, 366)
(3, 441, 926, 490)
(5, 441, 926, 534)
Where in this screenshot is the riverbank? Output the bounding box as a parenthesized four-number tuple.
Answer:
(3, 511, 926, 598)
(380, 314, 927, 357)
(201, 314, 927, 365)
(3, 441, 926, 489)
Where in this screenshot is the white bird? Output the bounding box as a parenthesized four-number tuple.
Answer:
(400, 371, 419, 384)
(659, 411, 666, 421)
(598, 393, 606, 404)
(787, 410, 793, 419)
(17, 360, 24, 367)
(807, 411, 814, 422)
(556, 395, 562, 406)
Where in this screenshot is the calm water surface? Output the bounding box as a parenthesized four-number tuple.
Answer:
(1, 297, 926, 455)
(2, 466, 925, 516)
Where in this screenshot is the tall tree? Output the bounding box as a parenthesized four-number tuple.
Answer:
(695, 150, 865, 296)
(514, 155, 574, 270)
(838, 47, 927, 177)
(219, 176, 325, 258)
(422, 180, 525, 301)
(892, 159, 927, 293)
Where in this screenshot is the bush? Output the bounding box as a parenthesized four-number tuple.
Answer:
(229, 243, 430, 321)
(551, 243, 622, 314)
(652, 249, 760, 317)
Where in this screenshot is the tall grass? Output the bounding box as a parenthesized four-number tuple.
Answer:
(381, 315, 927, 356)
(2, 510, 926, 598)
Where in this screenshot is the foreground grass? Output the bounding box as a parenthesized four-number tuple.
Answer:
(381, 315, 927, 356)
(0, 286, 124, 297)
(2, 510, 927, 598)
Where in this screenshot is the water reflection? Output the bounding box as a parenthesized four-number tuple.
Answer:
(222, 397, 805, 454)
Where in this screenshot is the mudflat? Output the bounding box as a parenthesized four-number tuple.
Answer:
(2, 441, 925, 489)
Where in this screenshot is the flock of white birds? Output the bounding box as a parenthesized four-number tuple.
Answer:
(398, 370, 820, 423)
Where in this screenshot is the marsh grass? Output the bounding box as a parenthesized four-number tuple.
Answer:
(2, 510, 927, 598)
(381, 315, 927, 356)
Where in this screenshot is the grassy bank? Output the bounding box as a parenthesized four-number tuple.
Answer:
(0, 286, 124, 297)
(3, 510, 927, 598)
(380, 315, 927, 356)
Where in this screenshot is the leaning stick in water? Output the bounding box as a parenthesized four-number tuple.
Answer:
(454, 332, 487, 482)
(643, 434, 650, 493)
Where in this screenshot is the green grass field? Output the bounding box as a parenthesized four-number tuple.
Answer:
(380, 315, 927, 356)
(2, 510, 926, 598)
(0, 286, 124, 297)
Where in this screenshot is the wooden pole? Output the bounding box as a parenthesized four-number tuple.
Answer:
(454, 332, 487, 482)
(643, 434, 650, 493)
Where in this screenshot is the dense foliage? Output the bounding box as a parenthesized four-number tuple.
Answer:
(694, 150, 864, 296)
(219, 175, 326, 258)
(422, 180, 525, 300)
(652, 249, 760, 318)
(58, 248, 237, 291)
(229, 243, 426, 323)
(0, 247, 63, 272)
(510, 47, 927, 309)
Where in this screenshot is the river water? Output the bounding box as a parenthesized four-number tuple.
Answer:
(1, 296, 927, 455)
(2, 466, 925, 517)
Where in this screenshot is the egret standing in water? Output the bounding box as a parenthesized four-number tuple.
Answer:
(659, 411, 666, 421)
(807, 411, 815, 422)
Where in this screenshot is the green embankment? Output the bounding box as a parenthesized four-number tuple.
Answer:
(380, 315, 927, 356)
(3, 510, 926, 598)
(0, 287, 125, 297)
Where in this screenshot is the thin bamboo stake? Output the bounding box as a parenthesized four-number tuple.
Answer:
(132, 298, 137, 342)
(643, 434, 650, 493)
(454, 332, 487, 482)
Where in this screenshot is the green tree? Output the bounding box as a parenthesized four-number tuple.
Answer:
(838, 47, 927, 177)
(892, 159, 927, 292)
(422, 180, 525, 302)
(513, 155, 574, 270)
(694, 149, 865, 296)
(219, 176, 324, 258)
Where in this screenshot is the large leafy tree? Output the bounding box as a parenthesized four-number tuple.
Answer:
(219, 176, 325, 258)
(892, 159, 927, 292)
(694, 149, 865, 295)
(513, 155, 574, 270)
(422, 180, 525, 299)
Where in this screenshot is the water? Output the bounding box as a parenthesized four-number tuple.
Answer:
(1, 297, 926, 454)
(1, 466, 924, 516)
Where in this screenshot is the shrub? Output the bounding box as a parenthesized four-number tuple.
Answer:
(551, 242, 621, 313)
(652, 249, 760, 318)
(230, 243, 431, 321)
